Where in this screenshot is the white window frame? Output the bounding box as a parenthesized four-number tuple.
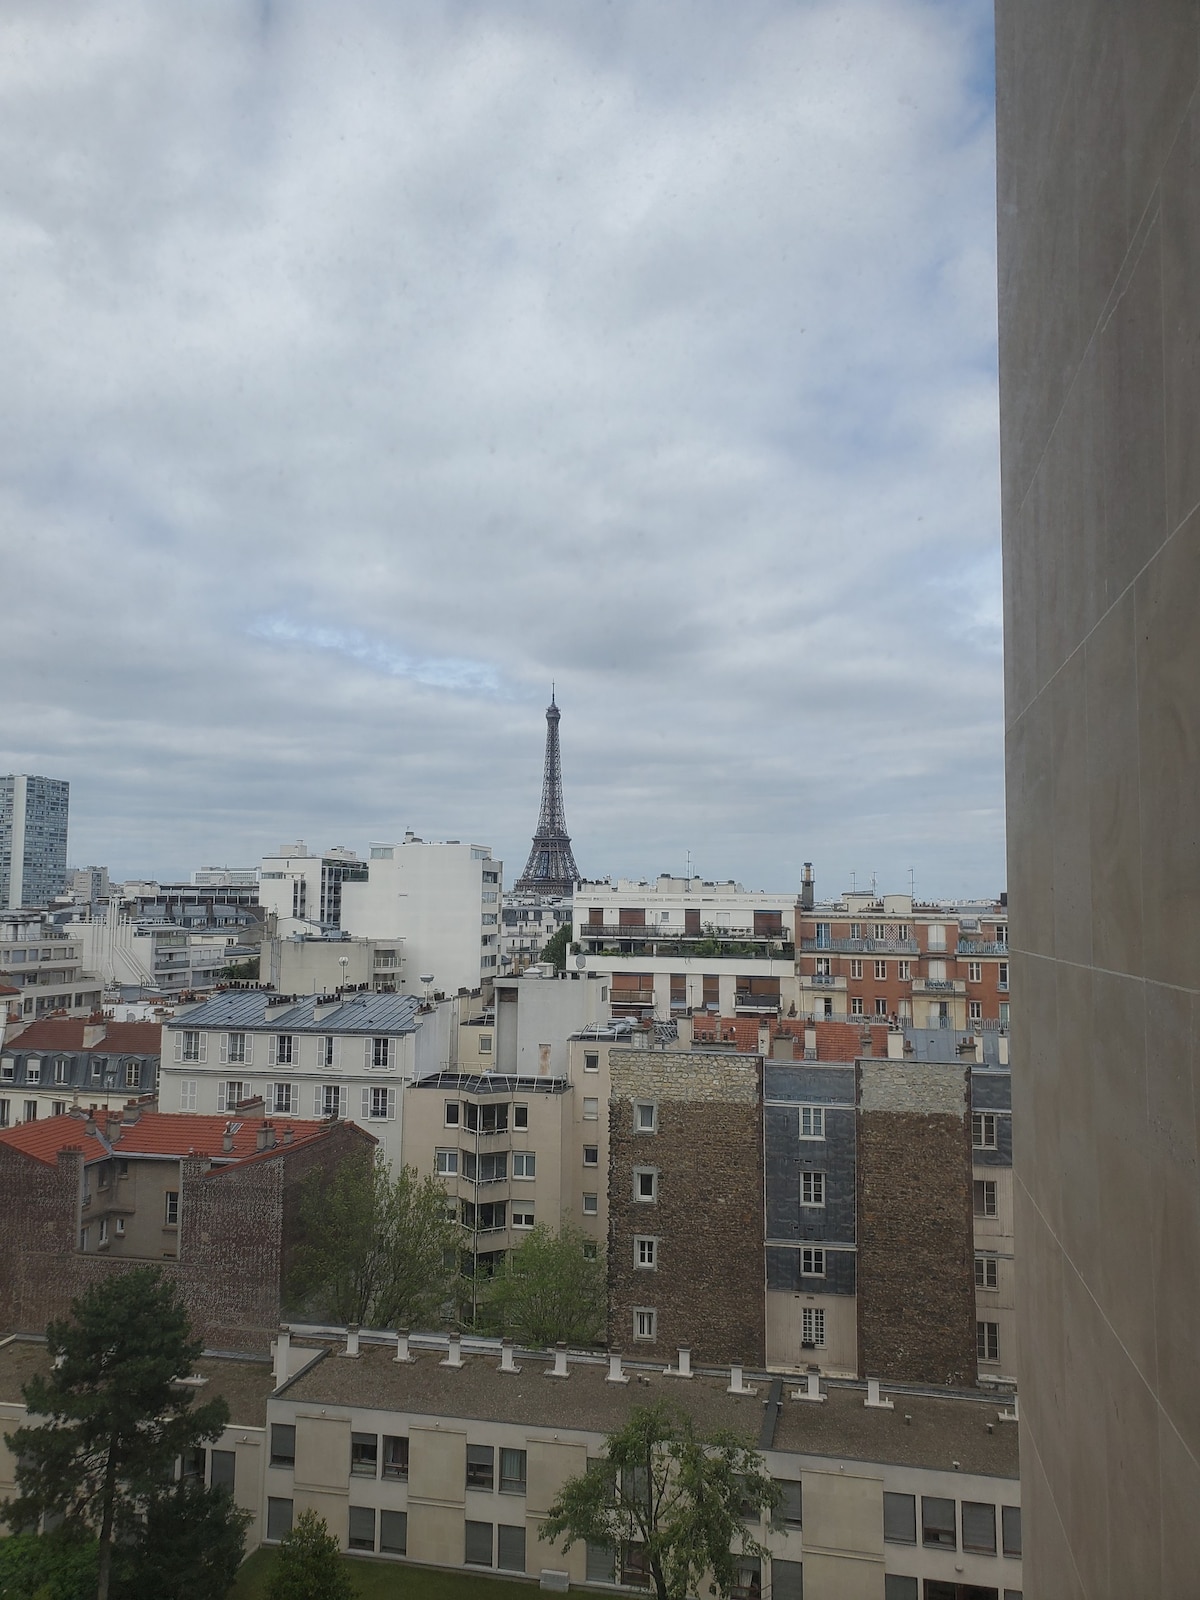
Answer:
(801, 1307, 825, 1347)
(269, 1035, 294, 1068)
(850, 998, 864, 1016)
(634, 1101, 657, 1133)
(436, 1149, 459, 1176)
(217, 1081, 249, 1112)
(177, 1031, 206, 1064)
(977, 1320, 1000, 1362)
(445, 1100, 461, 1127)
(972, 1113, 998, 1149)
(801, 1171, 825, 1206)
(512, 1152, 535, 1178)
(635, 1236, 657, 1269)
(850, 959, 863, 979)
(582, 1192, 598, 1216)
(363, 1086, 397, 1121)
(319, 1036, 338, 1069)
(272, 1082, 295, 1115)
(222, 1032, 250, 1065)
(583, 1097, 599, 1121)
(800, 1246, 826, 1277)
(974, 1179, 998, 1217)
(799, 1105, 824, 1139)
(969, 1000, 983, 1021)
(634, 1308, 657, 1342)
(633, 1167, 658, 1203)
(479, 1034, 493, 1055)
(898, 960, 911, 980)
(316, 1083, 346, 1119)
(512, 1206, 535, 1230)
(975, 1255, 999, 1290)
(814, 956, 831, 976)
(874, 960, 887, 980)
(968, 962, 983, 983)
(178, 1080, 197, 1113)
(368, 1036, 393, 1070)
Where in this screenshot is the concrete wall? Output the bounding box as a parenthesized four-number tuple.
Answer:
(996, 7, 1200, 1593)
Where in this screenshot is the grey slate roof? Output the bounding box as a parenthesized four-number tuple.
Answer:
(165, 991, 421, 1035)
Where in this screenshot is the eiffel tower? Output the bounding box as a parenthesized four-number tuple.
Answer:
(513, 689, 580, 896)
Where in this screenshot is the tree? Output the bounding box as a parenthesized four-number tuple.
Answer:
(219, 957, 259, 981)
(540, 923, 570, 970)
(2, 1268, 231, 1600)
(267, 1509, 355, 1600)
(117, 1480, 250, 1600)
(0, 1531, 98, 1600)
(484, 1223, 606, 1346)
(286, 1152, 461, 1328)
(542, 1401, 780, 1600)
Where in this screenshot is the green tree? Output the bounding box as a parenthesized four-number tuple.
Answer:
(540, 923, 570, 970)
(0, 1531, 98, 1600)
(266, 1509, 354, 1600)
(117, 1479, 250, 1600)
(1, 1268, 230, 1600)
(219, 957, 259, 981)
(484, 1223, 606, 1346)
(286, 1152, 461, 1328)
(542, 1400, 780, 1600)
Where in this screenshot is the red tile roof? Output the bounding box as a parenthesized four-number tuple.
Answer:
(0, 1112, 334, 1168)
(689, 1016, 891, 1062)
(86, 1022, 162, 1054)
(3, 1019, 89, 1051)
(1, 1019, 162, 1055)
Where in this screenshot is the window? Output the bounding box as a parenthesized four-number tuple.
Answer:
(55, 1059, 69, 1085)
(115, 1218, 125, 1237)
(23, 1100, 37, 1121)
(968, 961, 983, 982)
(1002, 1505, 1022, 1558)
(318, 1036, 336, 1068)
(270, 1424, 296, 1468)
(814, 957, 831, 976)
(978, 1321, 1000, 1361)
(583, 1145, 599, 1167)
(774, 1560, 804, 1600)
(622, 1544, 651, 1588)
(350, 1432, 378, 1477)
(973, 1112, 998, 1148)
(587, 1542, 617, 1583)
(465, 1102, 509, 1134)
(0, 1100, 8, 1127)
(226, 1032, 247, 1063)
(266, 1498, 293, 1541)
(774, 1479, 803, 1527)
(210, 1450, 235, 1492)
(164, 1191, 179, 1226)
(479, 1034, 493, 1054)
(436, 1148, 459, 1175)
(445, 1100, 461, 1126)
(514, 1104, 528, 1129)
(178, 1080, 197, 1112)
(851, 997, 864, 1016)
(513, 1152, 536, 1178)
(814, 922, 831, 946)
(181, 1031, 203, 1063)
(497, 1523, 526, 1572)
(584, 1052, 599, 1071)
(319, 1084, 345, 1118)
(380, 1508, 407, 1555)
(371, 1036, 392, 1068)
(883, 1491, 917, 1544)
(466, 1445, 495, 1490)
(500, 1447, 527, 1493)
(874, 959, 887, 980)
(52, 1100, 66, 1117)
(634, 1308, 657, 1341)
(976, 1256, 999, 1289)
(99, 1218, 109, 1246)
(898, 959, 911, 980)
(850, 959, 863, 979)
(583, 1240, 598, 1259)
(962, 1501, 997, 1555)
(801, 1171, 825, 1206)
(970, 1000, 983, 1021)
(273, 1035, 293, 1066)
(25, 1062, 40, 1084)
(635, 1101, 657, 1133)
(0, 1060, 11, 1082)
(583, 1193, 598, 1215)
(348, 1505, 375, 1551)
(217, 1082, 248, 1112)
(884, 1578, 917, 1600)
(583, 1097, 599, 1120)
(634, 1168, 658, 1203)
(998, 962, 1009, 989)
(513, 1206, 535, 1229)
(801, 1307, 825, 1346)
(364, 1086, 396, 1120)
(874, 998, 889, 1016)
(800, 1247, 826, 1277)
(974, 1179, 998, 1216)
(383, 1435, 409, 1480)
(635, 1236, 657, 1269)
(465, 1520, 493, 1566)
(922, 1496, 957, 1549)
(273, 1083, 294, 1115)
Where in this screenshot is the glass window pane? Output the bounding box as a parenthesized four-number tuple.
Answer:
(586, 1542, 617, 1583)
(775, 1480, 803, 1526)
(500, 1447, 527, 1492)
(380, 1509, 407, 1555)
(498, 1523, 526, 1572)
(210, 1449, 235, 1492)
(266, 1498, 293, 1541)
(883, 1492, 916, 1544)
(465, 1520, 493, 1566)
(467, 1444, 494, 1489)
(883, 1578, 917, 1600)
(921, 1496, 957, 1549)
(772, 1559, 803, 1600)
(1002, 1504, 1022, 1557)
(962, 1500, 997, 1554)
(270, 1424, 295, 1467)
(348, 1504, 375, 1551)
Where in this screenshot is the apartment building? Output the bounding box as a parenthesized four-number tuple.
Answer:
(0, 775, 69, 911)
(260, 932, 404, 996)
(0, 1016, 161, 1128)
(796, 893, 1009, 1029)
(0, 911, 104, 1019)
(0, 1108, 375, 1349)
(499, 894, 573, 972)
(258, 844, 367, 937)
(574, 876, 799, 1021)
(72, 910, 246, 996)
(161, 991, 442, 1164)
(340, 836, 503, 995)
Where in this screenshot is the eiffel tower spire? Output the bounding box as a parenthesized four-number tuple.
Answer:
(514, 688, 580, 896)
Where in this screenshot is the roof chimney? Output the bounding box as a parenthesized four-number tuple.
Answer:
(222, 1124, 235, 1154)
(801, 862, 815, 911)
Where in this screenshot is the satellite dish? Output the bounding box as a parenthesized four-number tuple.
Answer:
(575, 955, 587, 969)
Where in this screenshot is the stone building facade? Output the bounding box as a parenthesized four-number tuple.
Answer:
(607, 1046, 764, 1366)
(855, 1058, 977, 1387)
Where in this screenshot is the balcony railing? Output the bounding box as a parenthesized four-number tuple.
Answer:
(957, 940, 1009, 956)
(734, 993, 781, 1011)
(610, 990, 655, 1005)
(804, 974, 842, 988)
(800, 937, 919, 955)
(915, 979, 962, 993)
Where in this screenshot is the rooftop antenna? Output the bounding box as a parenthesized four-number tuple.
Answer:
(850, 872, 856, 893)
(909, 866, 915, 901)
(685, 849, 692, 883)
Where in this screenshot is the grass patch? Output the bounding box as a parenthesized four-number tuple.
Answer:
(232, 1548, 602, 1600)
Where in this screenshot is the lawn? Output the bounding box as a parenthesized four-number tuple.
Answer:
(232, 1548, 605, 1600)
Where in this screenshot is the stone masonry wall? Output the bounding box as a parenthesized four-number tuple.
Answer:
(856, 1059, 977, 1386)
(608, 1049, 764, 1366)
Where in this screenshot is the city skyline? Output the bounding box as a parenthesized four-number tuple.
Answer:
(0, 1, 1002, 898)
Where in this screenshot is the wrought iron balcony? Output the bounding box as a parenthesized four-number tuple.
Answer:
(957, 940, 1009, 956)
(800, 937, 919, 954)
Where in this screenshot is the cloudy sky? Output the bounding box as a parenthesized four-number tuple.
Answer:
(0, 0, 1002, 900)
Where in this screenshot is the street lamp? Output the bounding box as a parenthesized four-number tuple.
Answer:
(338, 955, 349, 992)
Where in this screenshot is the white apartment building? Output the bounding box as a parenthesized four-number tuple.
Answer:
(340, 836, 502, 996)
(572, 876, 800, 1021)
(161, 991, 448, 1165)
(74, 909, 243, 996)
(258, 844, 367, 937)
(499, 895, 572, 972)
(0, 912, 104, 1020)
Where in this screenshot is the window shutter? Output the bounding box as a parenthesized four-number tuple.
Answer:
(244, 1037, 253, 1066)
(268, 1036, 277, 1066)
(219, 1036, 228, 1065)
(338, 1086, 347, 1117)
(387, 1088, 396, 1120)
(361, 1088, 371, 1119)
(364, 1039, 372, 1068)
(217, 1083, 227, 1112)
(314, 1086, 324, 1115)
(198, 1036, 208, 1063)
(173, 1034, 183, 1063)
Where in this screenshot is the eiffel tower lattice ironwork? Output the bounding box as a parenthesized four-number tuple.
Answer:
(513, 690, 580, 896)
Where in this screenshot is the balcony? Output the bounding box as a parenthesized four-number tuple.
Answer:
(734, 993, 781, 1013)
(913, 979, 965, 994)
(801, 937, 920, 955)
(957, 940, 1009, 956)
(610, 990, 655, 1006)
(800, 973, 845, 988)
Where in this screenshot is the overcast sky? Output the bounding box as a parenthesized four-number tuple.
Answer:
(0, 0, 1002, 901)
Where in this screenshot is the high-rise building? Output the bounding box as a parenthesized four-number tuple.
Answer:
(997, 8, 1200, 1593)
(0, 776, 69, 910)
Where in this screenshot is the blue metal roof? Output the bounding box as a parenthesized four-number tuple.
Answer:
(165, 991, 421, 1035)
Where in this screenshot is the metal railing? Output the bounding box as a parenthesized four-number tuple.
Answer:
(957, 940, 1009, 956)
(800, 937, 920, 954)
